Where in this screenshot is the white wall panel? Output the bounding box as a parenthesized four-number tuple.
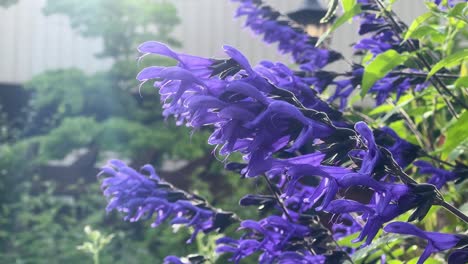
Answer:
(0, 0, 426, 84)
(0, 0, 113, 84)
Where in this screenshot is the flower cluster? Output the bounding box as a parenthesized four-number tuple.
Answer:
(232, 0, 342, 72)
(354, 0, 402, 56)
(99, 1, 468, 263)
(231, 0, 431, 110)
(216, 216, 333, 263)
(99, 159, 236, 244)
(130, 41, 466, 263)
(352, 0, 431, 105)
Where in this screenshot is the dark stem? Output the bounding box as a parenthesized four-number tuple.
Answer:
(419, 151, 457, 168)
(387, 99, 432, 152)
(439, 201, 468, 223)
(269, 74, 468, 226)
(262, 175, 318, 256)
(391, 71, 461, 79)
(386, 152, 468, 223)
(262, 175, 357, 263)
(337, 71, 461, 79)
(262, 175, 296, 224)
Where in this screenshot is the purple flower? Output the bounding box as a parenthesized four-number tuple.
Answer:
(414, 160, 460, 189)
(164, 256, 187, 264)
(276, 252, 325, 264)
(216, 215, 332, 263)
(99, 160, 235, 243)
(332, 213, 363, 241)
(216, 238, 261, 263)
(254, 62, 340, 116)
(354, 12, 402, 56)
(137, 42, 343, 179)
(324, 181, 443, 246)
(133, 38, 466, 264)
(164, 255, 206, 264)
(448, 248, 468, 264)
(376, 127, 420, 169)
(138, 41, 215, 78)
(349, 4, 431, 105)
(384, 222, 468, 264)
(327, 67, 363, 109)
(354, 122, 381, 175)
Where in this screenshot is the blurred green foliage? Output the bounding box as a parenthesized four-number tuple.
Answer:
(0, 0, 17, 8)
(43, 0, 181, 59)
(0, 0, 257, 263)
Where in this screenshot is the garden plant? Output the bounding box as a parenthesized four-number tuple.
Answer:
(98, 0, 468, 263)
(0, 1, 242, 262)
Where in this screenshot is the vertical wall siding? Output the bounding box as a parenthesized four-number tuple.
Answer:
(0, 0, 425, 84)
(0, 0, 113, 84)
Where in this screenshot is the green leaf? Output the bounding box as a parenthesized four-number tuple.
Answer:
(428, 49, 468, 79)
(409, 25, 445, 43)
(404, 12, 433, 41)
(340, 0, 355, 12)
(351, 234, 406, 262)
(442, 110, 468, 155)
(426, 2, 468, 24)
(448, 2, 468, 23)
(407, 257, 443, 264)
(361, 50, 410, 97)
(389, 120, 419, 145)
(316, 2, 362, 46)
(337, 232, 360, 247)
(454, 76, 468, 89)
(374, 93, 414, 123)
(368, 104, 393, 116)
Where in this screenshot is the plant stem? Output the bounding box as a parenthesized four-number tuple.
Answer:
(262, 175, 296, 224)
(439, 201, 468, 223)
(391, 71, 461, 79)
(93, 251, 99, 264)
(334, 71, 460, 79)
(419, 151, 458, 168)
(262, 175, 357, 263)
(386, 151, 468, 223)
(262, 176, 318, 256)
(386, 99, 432, 152)
(270, 75, 468, 226)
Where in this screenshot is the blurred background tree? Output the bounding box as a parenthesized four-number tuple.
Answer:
(0, 0, 18, 8)
(0, 1, 254, 263)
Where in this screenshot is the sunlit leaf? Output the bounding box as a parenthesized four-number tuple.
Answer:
(454, 76, 468, 89)
(404, 12, 433, 41)
(428, 49, 468, 79)
(337, 232, 360, 247)
(361, 50, 410, 97)
(340, 0, 355, 12)
(441, 111, 468, 155)
(352, 234, 407, 262)
(448, 2, 468, 23)
(409, 25, 445, 43)
(407, 257, 443, 264)
(368, 104, 393, 116)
